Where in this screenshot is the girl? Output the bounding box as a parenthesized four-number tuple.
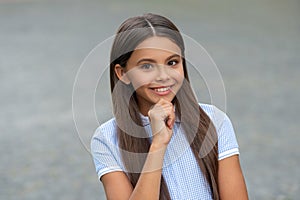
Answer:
(91, 13, 248, 200)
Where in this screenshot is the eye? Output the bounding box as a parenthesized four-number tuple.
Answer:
(167, 60, 178, 66)
(140, 63, 153, 70)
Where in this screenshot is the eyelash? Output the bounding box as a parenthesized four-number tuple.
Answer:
(167, 60, 179, 66)
(140, 63, 153, 70)
(139, 59, 179, 70)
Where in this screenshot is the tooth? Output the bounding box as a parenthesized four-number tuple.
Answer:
(155, 87, 170, 92)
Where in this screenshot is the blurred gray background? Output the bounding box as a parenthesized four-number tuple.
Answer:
(1, 0, 299, 199)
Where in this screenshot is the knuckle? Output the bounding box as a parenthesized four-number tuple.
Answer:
(148, 109, 153, 117)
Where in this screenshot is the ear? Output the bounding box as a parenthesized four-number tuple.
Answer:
(114, 64, 130, 84)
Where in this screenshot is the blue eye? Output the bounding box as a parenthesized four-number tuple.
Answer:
(168, 60, 178, 66)
(140, 63, 153, 70)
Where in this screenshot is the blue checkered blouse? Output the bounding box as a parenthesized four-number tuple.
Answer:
(91, 103, 239, 199)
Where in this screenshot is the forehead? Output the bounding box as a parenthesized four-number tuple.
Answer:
(134, 36, 181, 56)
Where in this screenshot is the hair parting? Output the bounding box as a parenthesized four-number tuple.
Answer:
(144, 18, 157, 35)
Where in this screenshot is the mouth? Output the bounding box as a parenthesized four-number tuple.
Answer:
(150, 85, 174, 96)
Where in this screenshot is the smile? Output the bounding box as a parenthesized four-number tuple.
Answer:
(154, 87, 170, 92)
(150, 85, 174, 96)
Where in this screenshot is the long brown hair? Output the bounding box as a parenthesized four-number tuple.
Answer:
(109, 13, 219, 199)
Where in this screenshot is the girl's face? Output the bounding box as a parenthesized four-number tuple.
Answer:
(115, 36, 184, 115)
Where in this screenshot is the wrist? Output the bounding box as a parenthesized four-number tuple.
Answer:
(150, 142, 167, 153)
(142, 142, 166, 173)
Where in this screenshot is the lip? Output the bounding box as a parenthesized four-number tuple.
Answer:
(149, 84, 175, 96)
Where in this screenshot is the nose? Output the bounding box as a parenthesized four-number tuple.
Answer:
(155, 65, 170, 82)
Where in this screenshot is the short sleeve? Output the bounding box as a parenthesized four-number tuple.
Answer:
(217, 113, 239, 160)
(199, 103, 240, 161)
(90, 126, 123, 180)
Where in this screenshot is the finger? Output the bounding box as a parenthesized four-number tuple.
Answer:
(166, 106, 175, 129)
(157, 98, 172, 106)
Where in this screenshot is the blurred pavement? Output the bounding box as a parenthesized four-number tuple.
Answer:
(0, 0, 299, 199)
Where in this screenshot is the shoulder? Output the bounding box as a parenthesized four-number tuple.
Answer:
(199, 103, 229, 131)
(199, 103, 240, 160)
(92, 118, 118, 145)
(90, 118, 124, 180)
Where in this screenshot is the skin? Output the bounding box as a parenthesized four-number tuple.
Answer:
(103, 36, 248, 200)
(115, 36, 184, 116)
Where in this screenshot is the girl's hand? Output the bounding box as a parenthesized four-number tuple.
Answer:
(148, 99, 175, 148)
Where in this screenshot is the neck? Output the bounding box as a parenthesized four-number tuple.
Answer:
(137, 101, 152, 116)
(135, 96, 153, 116)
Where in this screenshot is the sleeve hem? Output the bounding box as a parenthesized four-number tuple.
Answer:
(218, 148, 239, 161)
(97, 166, 123, 180)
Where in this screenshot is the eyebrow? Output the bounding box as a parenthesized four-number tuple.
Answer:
(136, 54, 181, 65)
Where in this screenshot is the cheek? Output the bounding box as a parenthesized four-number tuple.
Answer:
(127, 71, 154, 90)
(170, 67, 185, 83)
(176, 69, 185, 81)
